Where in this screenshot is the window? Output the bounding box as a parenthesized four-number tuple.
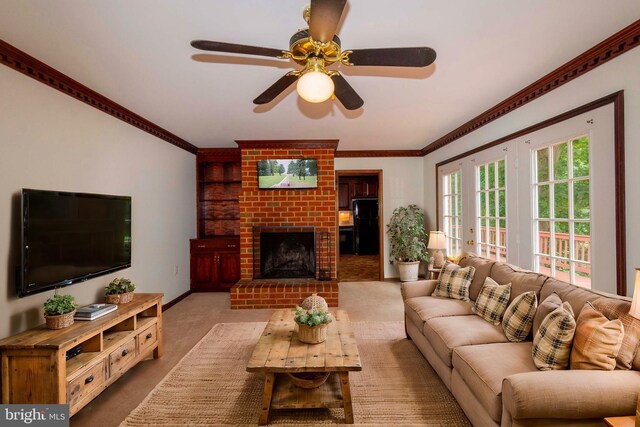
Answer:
(442, 170, 462, 256)
(532, 136, 591, 288)
(476, 159, 507, 261)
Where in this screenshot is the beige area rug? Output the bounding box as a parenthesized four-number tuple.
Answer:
(120, 321, 470, 426)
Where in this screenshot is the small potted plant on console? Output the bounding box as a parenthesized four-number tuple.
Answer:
(105, 277, 136, 304)
(44, 294, 77, 330)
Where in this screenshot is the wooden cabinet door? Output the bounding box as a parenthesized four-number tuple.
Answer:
(352, 182, 364, 198)
(215, 251, 241, 289)
(338, 183, 350, 210)
(190, 250, 216, 291)
(365, 178, 378, 197)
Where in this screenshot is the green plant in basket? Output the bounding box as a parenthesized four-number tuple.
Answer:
(105, 278, 136, 295)
(294, 306, 332, 327)
(43, 294, 77, 316)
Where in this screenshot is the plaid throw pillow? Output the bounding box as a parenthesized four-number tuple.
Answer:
(502, 291, 538, 342)
(432, 262, 475, 301)
(532, 302, 576, 370)
(472, 277, 511, 325)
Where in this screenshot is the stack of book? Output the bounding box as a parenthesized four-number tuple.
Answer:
(74, 303, 118, 321)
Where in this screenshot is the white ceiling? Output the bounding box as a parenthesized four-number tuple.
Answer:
(2, 1, 639, 151)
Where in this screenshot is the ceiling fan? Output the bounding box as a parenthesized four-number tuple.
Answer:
(191, 0, 436, 110)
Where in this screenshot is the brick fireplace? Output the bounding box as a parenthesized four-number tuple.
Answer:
(230, 140, 339, 309)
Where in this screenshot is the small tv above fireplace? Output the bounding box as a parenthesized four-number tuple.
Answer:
(257, 159, 317, 189)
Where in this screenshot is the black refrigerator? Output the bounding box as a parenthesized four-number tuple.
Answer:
(353, 199, 379, 255)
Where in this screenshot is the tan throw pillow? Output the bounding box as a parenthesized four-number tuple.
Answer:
(570, 302, 624, 370)
(502, 291, 538, 342)
(472, 277, 511, 325)
(592, 299, 639, 370)
(532, 302, 576, 370)
(432, 262, 475, 301)
(533, 292, 562, 335)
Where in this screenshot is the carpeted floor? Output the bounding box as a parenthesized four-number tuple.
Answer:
(338, 254, 380, 281)
(120, 321, 470, 426)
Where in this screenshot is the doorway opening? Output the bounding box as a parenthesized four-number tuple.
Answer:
(336, 170, 383, 282)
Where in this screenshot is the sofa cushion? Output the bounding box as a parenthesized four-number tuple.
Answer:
(432, 262, 475, 301)
(453, 342, 537, 422)
(458, 255, 495, 301)
(532, 302, 576, 371)
(533, 292, 562, 336)
(571, 302, 624, 370)
(472, 277, 511, 325)
(540, 277, 608, 319)
(424, 315, 510, 368)
(502, 291, 538, 342)
(404, 296, 474, 331)
(593, 299, 640, 370)
(490, 262, 546, 304)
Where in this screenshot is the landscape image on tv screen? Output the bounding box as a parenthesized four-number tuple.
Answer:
(258, 159, 318, 189)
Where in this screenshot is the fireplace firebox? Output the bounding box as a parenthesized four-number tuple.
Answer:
(253, 226, 316, 279)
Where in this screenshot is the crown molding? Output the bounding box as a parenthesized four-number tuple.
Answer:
(421, 19, 640, 156)
(335, 150, 422, 158)
(0, 39, 198, 154)
(235, 139, 339, 150)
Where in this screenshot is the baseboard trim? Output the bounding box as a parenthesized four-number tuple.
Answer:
(162, 289, 192, 312)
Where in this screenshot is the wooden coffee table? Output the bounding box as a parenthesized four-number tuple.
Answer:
(247, 309, 362, 425)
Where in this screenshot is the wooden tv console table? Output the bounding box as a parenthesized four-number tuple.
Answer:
(0, 293, 163, 416)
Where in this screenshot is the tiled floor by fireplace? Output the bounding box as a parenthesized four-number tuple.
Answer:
(338, 254, 380, 282)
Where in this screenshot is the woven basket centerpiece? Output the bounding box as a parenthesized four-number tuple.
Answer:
(295, 294, 331, 345)
(45, 310, 76, 330)
(301, 293, 329, 312)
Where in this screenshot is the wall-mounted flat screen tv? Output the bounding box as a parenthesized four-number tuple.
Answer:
(19, 189, 132, 297)
(257, 159, 318, 189)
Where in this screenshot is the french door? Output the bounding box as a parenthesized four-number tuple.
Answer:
(437, 104, 616, 293)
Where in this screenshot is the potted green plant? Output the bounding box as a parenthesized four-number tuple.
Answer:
(386, 204, 428, 282)
(294, 306, 332, 344)
(43, 294, 77, 330)
(105, 278, 136, 304)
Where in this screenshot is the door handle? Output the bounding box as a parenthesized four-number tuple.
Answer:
(466, 240, 475, 245)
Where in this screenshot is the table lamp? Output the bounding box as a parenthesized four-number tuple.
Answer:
(427, 231, 447, 268)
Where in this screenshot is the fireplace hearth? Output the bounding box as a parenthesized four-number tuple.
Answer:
(253, 226, 315, 279)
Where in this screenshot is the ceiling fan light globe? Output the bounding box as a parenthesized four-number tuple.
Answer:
(296, 71, 334, 103)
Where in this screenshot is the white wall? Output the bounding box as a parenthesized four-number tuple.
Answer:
(423, 47, 640, 296)
(335, 157, 424, 278)
(0, 66, 196, 338)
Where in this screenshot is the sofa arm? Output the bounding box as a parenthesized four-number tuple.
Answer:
(502, 370, 640, 421)
(400, 280, 438, 300)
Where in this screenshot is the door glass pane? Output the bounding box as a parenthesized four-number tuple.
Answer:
(480, 192, 486, 216)
(537, 221, 550, 254)
(489, 191, 496, 215)
(537, 255, 551, 278)
(574, 262, 591, 288)
(553, 142, 569, 180)
(572, 137, 590, 178)
(499, 219, 507, 246)
(498, 190, 506, 217)
(537, 185, 550, 218)
(555, 221, 570, 258)
(488, 163, 495, 189)
(479, 165, 486, 190)
(498, 160, 505, 188)
(554, 182, 569, 219)
(573, 180, 590, 219)
(537, 148, 549, 182)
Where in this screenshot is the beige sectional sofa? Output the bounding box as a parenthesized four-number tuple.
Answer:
(402, 255, 640, 427)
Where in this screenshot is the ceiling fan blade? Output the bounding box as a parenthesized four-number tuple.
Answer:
(348, 47, 437, 67)
(191, 40, 284, 58)
(253, 74, 299, 105)
(309, 0, 347, 43)
(331, 74, 363, 110)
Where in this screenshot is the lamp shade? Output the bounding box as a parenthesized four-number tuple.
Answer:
(629, 268, 640, 319)
(296, 71, 334, 103)
(427, 231, 447, 250)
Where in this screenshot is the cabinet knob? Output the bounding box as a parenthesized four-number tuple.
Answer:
(122, 349, 129, 357)
(146, 333, 153, 340)
(197, 245, 206, 248)
(85, 375, 94, 384)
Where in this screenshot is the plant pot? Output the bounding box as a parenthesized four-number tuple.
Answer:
(105, 294, 120, 304)
(45, 310, 75, 330)
(119, 292, 134, 304)
(397, 260, 420, 282)
(287, 372, 330, 389)
(296, 323, 328, 344)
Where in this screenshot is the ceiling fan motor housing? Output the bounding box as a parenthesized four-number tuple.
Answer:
(289, 29, 342, 66)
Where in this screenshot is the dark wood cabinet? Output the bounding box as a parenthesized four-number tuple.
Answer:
(338, 182, 350, 210)
(190, 238, 240, 291)
(338, 176, 379, 210)
(192, 148, 241, 292)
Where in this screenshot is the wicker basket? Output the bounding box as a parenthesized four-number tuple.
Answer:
(45, 310, 76, 330)
(287, 372, 330, 389)
(301, 293, 328, 312)
(297, 322, 328, 344)
(105, 294, 120, 304)
(119, 292, 134, 304)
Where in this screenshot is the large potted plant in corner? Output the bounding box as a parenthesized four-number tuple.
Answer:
(387, 204, 428, 282)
